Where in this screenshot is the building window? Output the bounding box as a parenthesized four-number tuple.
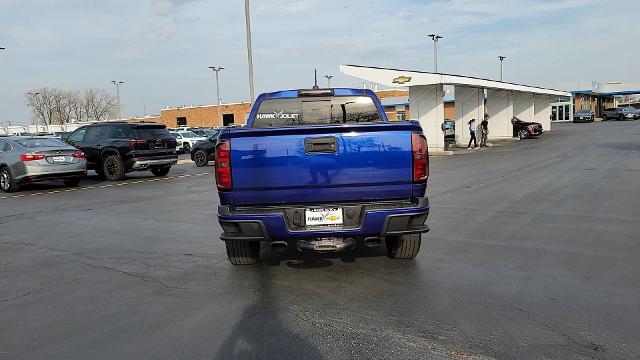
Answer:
(396, 111, 406, 121)
(177, 117, 187, 126)
(223, 114, 234, 126)
(564, 105, 570, 120)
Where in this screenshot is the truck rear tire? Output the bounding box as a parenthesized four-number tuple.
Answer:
(225, 240, 260, 265)
(386, 233, 421, 259)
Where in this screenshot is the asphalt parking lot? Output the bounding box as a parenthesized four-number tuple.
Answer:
(1, 121, 639, 359)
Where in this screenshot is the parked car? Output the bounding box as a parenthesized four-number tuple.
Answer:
(573, 109, 594, 123)
(602, 107, 639, 121)
(190, 129, 221, 167)
(215, 88, 430, 265)
(65, 122, 177, 181)
(0, 136, 87, 193)
(512, 117, 543, 139)
(169, 130, 207, 153)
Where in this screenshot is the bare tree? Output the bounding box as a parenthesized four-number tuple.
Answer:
(26, 87, 117, 124)
(25, 88, 56, 125)
(83, 88, 117, 121)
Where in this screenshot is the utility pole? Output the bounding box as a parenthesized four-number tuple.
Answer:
(244, 0, 255, 103)
(428, 34, 443, 72)
(111, 81, 124, 120)
(208, 66, 224, 126)
(498, 56, 506, 81)
(324, 75, 334, 88)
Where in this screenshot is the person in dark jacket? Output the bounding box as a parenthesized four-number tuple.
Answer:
(480, 114, 489, 147)
(467, 119, 477, 149)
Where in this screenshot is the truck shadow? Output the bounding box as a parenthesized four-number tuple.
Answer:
(261, 241, 389, 269)
(214, 264, 323, 359)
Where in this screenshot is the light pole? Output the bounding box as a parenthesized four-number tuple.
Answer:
(428, 34, 443, 72)
(324, 75, 334, 88)
(111, 81, 124, 120)
(244, 0, 255, 103)
(498, 56, 506, 81)
(208, 66, 224, 126)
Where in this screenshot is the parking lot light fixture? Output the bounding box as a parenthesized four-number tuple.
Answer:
(324, 75, 334, 88)
(428, 34, 443, 72)
(498, 56, 506, 81)
(208, 66, 224, 126)
(111, 81, 124, 120)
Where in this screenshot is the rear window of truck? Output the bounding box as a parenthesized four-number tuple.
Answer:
(252, 96, 382, 128)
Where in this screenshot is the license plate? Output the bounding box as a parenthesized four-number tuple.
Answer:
(52, 156, 66, 163)
(305, 208, 343, 226)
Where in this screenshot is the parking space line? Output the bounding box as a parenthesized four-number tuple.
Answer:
(0, 172, 212, 200)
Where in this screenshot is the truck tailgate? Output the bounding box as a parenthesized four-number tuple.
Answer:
(227, 122, 419, 206)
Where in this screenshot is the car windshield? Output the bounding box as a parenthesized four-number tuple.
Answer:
(16, 138, 66, 148)
(576, 110, 590, 114)
(179, 131, 199, 138)
(253, 95, 383, 128)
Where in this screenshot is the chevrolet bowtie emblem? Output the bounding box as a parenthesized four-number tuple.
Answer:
(392, 76, 412, 84)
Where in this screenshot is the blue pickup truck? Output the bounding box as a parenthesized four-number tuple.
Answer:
(214, 88, 430, 265)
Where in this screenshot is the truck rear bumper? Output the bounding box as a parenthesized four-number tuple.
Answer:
(217, 197, 429, 241)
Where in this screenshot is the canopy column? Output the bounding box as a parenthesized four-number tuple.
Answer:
(408, 85, 445, 152)
(454, 86, 485, 146)
(534, 95, 552, 131)
(486, 89, 514, 139)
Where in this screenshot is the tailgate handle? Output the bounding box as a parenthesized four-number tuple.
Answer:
(305, 137, 337, 153)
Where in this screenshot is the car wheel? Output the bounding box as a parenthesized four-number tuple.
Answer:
(619, 115, 625, 121)
(102, 154, 125, 181)
(518, 129, 529, 139)
(151, 166, 171, 177)
(63, 178, 81, 187)
(193, 149, 208, 167)
(225, 240, 260, 265)
(183, 143, 191, 153)
(386, 233, 421, 259)
(602, 114, 607, 121)
(0, 167, 19, 193)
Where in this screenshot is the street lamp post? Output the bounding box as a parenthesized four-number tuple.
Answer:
(428, 34, 443, 72)
(208, 66, 224, 126)
(111, 81, 124, 120)
(244, 0, 255, 103)
(324, 75, 334, 88)
(498, 56, 506, 81)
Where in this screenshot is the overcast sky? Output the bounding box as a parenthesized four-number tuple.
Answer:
(1, 0, 639, 124)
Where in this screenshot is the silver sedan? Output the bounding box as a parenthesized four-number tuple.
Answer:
(0, 136, 87, 193)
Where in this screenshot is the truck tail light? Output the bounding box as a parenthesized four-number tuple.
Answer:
(215, 140, 232, 191)
(411, 133, 429, 182)
(20, 154, 45, 162)
(71, 152, 85, 159)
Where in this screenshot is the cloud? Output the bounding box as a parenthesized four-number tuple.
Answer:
(256, 0, 317, 15)
(151, 0, 202, 16)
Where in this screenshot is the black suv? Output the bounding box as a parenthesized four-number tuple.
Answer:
(65, 122, 177, 181)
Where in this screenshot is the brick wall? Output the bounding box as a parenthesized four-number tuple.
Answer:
(143, 103, 252, 128)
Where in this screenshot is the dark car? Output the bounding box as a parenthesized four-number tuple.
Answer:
(512, 117, 543, 139)
(190, 129, 221, 167)
(573, 109, 594, 123)
(65, 122, 178, 181)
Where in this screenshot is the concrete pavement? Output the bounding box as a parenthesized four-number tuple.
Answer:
(1, 121, 639, 359)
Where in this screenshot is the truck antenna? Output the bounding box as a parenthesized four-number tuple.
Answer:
(313, 69, 320, 90)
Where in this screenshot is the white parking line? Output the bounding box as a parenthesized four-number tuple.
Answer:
(0, 172, 212, 200)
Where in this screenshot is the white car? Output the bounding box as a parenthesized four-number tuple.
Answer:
(170, 131, 207, 153)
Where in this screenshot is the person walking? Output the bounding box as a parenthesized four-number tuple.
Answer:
(467, 119, 477, 149)
(480, 114, 489, 147)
